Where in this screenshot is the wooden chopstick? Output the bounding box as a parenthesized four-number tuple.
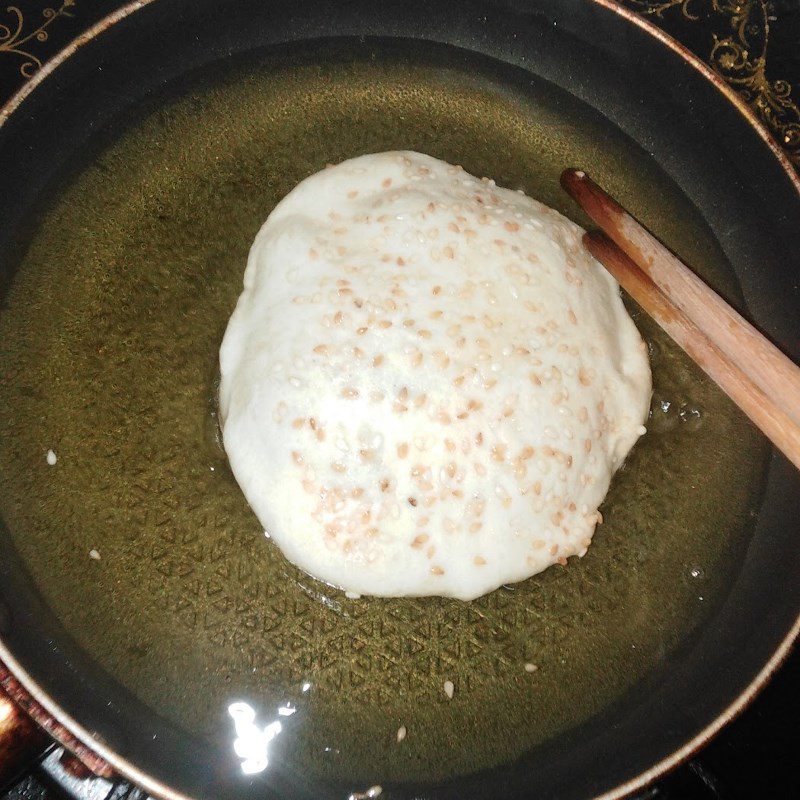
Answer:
(561, 169, 800, 427)
(583, 231, 800, 470)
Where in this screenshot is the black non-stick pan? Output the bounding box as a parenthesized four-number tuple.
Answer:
(0, 1, 798, 798)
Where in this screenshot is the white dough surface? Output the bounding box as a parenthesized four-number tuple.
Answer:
(219, 151, 651, 600)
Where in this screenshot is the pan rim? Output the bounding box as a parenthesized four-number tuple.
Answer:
(0, 1, 798, 799)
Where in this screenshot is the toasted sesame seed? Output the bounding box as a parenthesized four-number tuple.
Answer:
(524, 663, 538, 673)
(443, 680, 454, 699)
(396, 725, 406, 742)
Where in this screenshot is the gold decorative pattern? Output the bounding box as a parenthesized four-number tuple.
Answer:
(627, 0, 800, 167)
(0, 0, 74, 78)
(627, 0, 702, 20)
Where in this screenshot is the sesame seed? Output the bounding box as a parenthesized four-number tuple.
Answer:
(396, 725, 406, 742)
(524, 663, 539, 673)
(88, 549, 101, 560)
(443, 680, 454, 699)
(46, 449, 57, 465)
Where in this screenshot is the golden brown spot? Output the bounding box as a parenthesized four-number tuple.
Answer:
(341, 387, 359, 399)
(378, 319, 392, 329)
(504, 220, 520, 232)
(408, 496, 418, 507)
(382, 177, 392, 188)
(356, 326, 368, 335)
(291, 451, 303, 465)
(443, 246, 455, 259)
(397, 442, 409, 459)
(579, 367, 592, 386)
(347, 189, 358, 199)
(432, 285, 442, 296)
(568, 309, 578, 325)
(313, 344, 329, 355)
(529, 372, 542, 386)
(430, 565, 445, 576)
(292, 418, 305, 429)
(411, 533, 429, 549)
(474, 555, 487, 565)
(584, 439, 592, 454)
(491, 444, 507, 462)
(373, 354, 385, 367)
(393, 403, 408, 414)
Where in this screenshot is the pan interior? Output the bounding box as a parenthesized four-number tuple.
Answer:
(0, 44, 767, 786)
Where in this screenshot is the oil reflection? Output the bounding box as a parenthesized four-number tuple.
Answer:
(228, 683, 310, 776)
(228, 701, 283, 775)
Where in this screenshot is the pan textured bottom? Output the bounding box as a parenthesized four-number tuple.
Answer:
(0, 50, 767, 784)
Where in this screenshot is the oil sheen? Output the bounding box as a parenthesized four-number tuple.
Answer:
(0, 51, 767, 785)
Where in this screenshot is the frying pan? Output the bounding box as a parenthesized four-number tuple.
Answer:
(0, 0, 798, 798)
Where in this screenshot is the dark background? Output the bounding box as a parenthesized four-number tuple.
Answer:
(0, 2, 797, 799)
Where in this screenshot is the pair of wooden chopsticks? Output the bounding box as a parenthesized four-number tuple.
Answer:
(560, 169, 800, 471)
